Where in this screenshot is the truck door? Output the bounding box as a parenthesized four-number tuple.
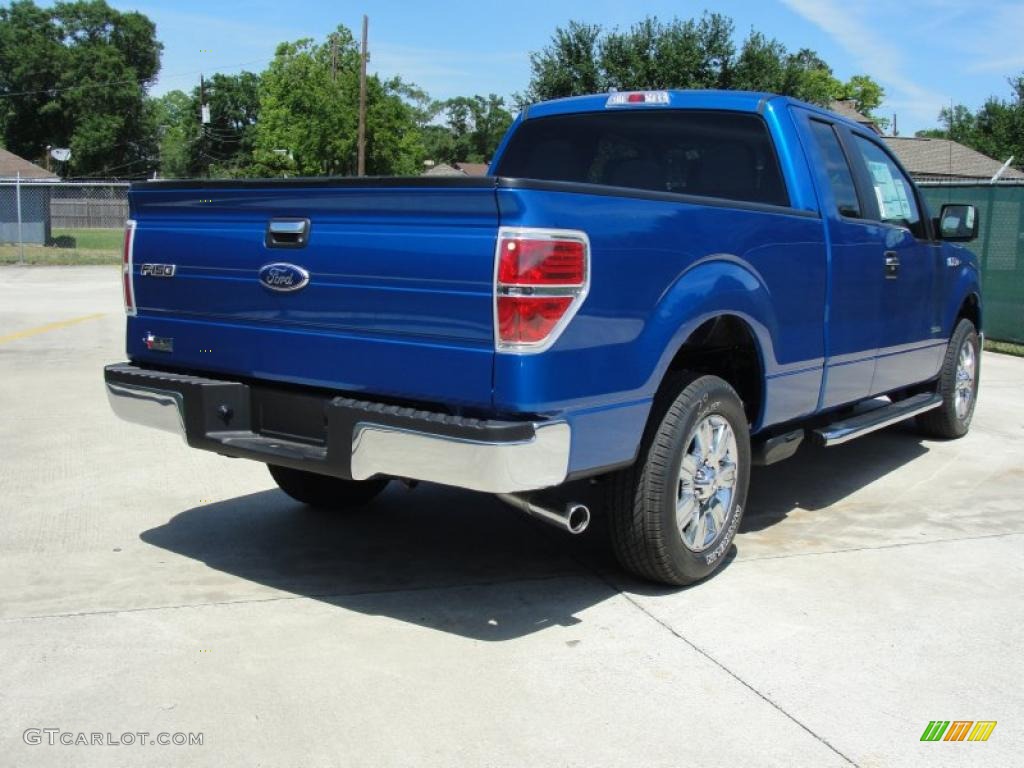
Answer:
(844, 134, 944, 393)
(798, 114, 884, 409)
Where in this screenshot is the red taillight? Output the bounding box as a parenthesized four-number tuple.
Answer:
(494, 229, 589, 350)
(122, 220, 136, 316)
(497, 238, 585, 285)
(497, 296, 573, 344)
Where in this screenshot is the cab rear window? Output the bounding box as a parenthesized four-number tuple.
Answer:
(495, 110, 789, 207)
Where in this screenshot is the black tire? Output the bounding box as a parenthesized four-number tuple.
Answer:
(268, 464, 389, 510)
(918, 319, 980, 439)
(606, 373, 751, 586)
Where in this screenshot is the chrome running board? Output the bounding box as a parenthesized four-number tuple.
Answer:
(813, 393, 943, 447)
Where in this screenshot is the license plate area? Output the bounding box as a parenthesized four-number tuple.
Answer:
(251, 386, 327, 445)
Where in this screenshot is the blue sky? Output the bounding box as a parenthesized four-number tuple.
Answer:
(113, 0, 1024, 136)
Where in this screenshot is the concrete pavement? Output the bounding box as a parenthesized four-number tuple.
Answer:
(0, 266, 1021, 767)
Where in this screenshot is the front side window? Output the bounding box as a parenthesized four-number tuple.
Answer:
(808, 120, 861, 218)
(495, 110, 789, 207)
(852, 135, 923, 237)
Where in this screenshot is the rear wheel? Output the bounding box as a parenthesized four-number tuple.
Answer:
(268, 464, 389, 510)
(918, 319, 980, 439)
(606, 373, 750, 586)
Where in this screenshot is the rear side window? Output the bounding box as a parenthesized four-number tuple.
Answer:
(808, 120, 861, 218)
(851, 135, 924, 238)
(495, 110, 789, 207)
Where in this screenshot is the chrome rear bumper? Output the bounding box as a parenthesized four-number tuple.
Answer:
(349, 422, 570, 493)
(106, 382, 186, 438)
(105, 364, 570, 494)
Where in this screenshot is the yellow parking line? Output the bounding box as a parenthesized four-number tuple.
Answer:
(0, 313, 105, 345)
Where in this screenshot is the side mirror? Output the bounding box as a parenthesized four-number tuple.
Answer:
(936, 203, 979, 242)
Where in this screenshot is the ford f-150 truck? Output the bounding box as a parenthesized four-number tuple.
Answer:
(105, 90, 983, 586)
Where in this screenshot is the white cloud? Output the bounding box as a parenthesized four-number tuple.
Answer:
(780, 0, 946, 126)
(958, 3, 1024, 74)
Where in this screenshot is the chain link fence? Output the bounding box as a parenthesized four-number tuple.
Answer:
(920, 181, 1024, 343)
(0, 178, 128, 264)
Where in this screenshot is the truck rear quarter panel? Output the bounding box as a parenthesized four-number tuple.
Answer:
(494, 186, 827, 473)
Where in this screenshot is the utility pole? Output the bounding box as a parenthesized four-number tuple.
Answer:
(200, 74, 210, 124)
(331, 34, 338, 81)
(357, 14, 368, 176)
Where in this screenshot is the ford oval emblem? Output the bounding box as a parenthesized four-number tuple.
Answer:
(259, 262, 310, 292)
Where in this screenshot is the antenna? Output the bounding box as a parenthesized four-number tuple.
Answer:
(991, 156, 1015, 184)
(948, 97, 953, 182)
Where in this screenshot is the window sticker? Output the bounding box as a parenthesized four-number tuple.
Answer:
(866, 160, 911, 221)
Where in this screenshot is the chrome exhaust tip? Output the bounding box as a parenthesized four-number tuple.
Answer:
(497, 493, 591, 535)
(564, 503, 591, 534)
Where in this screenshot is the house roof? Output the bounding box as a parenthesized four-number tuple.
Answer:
(828, 100, 883, 135)
(453, 162, 489, 176)
(423, 161, 491, 177)
(882, 136, 1024, 181)
(0, 147, 58, 179)
(422, 162, 464, 177)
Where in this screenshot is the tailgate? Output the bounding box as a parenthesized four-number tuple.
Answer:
(127, 178, 499, 409)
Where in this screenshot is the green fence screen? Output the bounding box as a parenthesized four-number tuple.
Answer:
(919, 182, 1024, 343)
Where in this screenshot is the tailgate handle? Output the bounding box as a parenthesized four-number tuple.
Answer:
(265, 218, 310, 248)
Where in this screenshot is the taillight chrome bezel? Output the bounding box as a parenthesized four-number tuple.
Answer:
(493, 226, 590, 354)
(122, 219, 137, 316)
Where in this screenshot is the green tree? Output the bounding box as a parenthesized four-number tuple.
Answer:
(0, 0, 162, 177)
(520, 21, 604, 103)
(428, 94, 513, 164)
(838, 74, 884, 115)
(150, 90, 192, 178)
(149, 73, 260, 178)
(918, 76, 1023, 170)
(192, 72, 260, 176)
(520, 13, 885, 118)
(250, 27, 425, 177)
(732, 31, 789, 93)
(782, 49, 841, 105)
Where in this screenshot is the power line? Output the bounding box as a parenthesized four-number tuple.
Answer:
(67, 157, 154, 179)
(0, 56, 273, 100)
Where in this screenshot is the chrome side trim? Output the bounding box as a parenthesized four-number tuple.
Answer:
(106, 382, 186, 440)
(351, 421, 571, 494)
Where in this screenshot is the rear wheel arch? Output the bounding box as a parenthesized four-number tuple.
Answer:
(658, 314, 766, 430)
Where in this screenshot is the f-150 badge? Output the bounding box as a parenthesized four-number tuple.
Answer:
(140, 263, 176, 277)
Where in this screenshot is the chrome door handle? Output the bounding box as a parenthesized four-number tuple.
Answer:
(265, 218, 310, 248)
(884, 251, 900, 279)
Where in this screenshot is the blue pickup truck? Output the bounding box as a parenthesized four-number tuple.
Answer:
(105, 90, 982, 586)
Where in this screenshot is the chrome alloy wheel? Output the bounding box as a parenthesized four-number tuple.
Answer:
(954, 337, 977, 420)
(677, 414, 739, 552)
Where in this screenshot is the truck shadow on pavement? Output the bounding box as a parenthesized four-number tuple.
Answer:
(743, 425, 929, 533)
(141, 483, 622, 641)
(140, 428, 928, 639)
